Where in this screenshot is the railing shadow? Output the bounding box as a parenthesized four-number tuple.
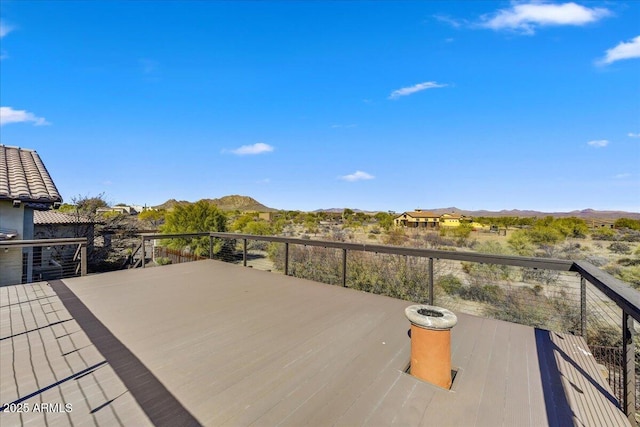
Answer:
(536, 329, 623, 426)
(535, 329, 576, 426)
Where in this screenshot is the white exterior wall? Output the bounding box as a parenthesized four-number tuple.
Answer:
(0, 202, 25, 286)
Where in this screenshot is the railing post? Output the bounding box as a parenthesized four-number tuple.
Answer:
(284, 243, 289, 276)
(579, 276, 587, 338)
(209, 235, 214, 259)
(243, 239, 247, 267)
(623, 313, 637, 426)
(342, 248, 347, 287)
(428, 258, 434, 305)
(141, 236, 146, 268)
(80, 243, 87, 276)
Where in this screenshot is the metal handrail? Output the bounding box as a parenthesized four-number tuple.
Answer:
(0, 237, 88, 278)
(0, 238, 87, 248)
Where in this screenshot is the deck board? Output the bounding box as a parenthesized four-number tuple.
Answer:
(2, 260, 630, 426)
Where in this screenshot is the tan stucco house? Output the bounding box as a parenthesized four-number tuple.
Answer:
(0, 145, 63, 286)
(393, 210, 440, 228)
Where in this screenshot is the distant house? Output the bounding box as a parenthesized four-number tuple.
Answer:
(33, 211, 95, 279)
(439, 213, 464, 228)
(0, 145, 63, 286)
(394, 210, 472, 229)
(97, 205, 138, 215)
(393, 210, 440, 228)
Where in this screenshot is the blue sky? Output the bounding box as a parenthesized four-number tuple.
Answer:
(1, 1, 639, 212)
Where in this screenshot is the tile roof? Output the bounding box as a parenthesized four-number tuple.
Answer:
(34, 210, 94, 225)
(0, 144, 62, 205)
(398, 211, 440, 219)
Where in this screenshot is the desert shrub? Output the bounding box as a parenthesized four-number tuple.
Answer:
(438, 274, 463, 295)
(618, 258, 640, 267)
(592, 228, 617, 241)
(619, 231, 640, 242)
(383, 228, 407, 245)
(614, 218, 640, 231)
(555, 217, 589, 238)
(487, 287, 580, 332)
(585, 255, 609, 267)
(451, 223, 473, 240)
(459, 284, 504, 304)
(521, 268, 560, 285)
(609, 242, 632, 254)
(526, 226, 564, 245)
(507, 230, 534, 256)
(604, 264, 621, 276)
(421, 232, 456, 248)
(488, 287, 548, 328)
(556, 242, 583, 259)
(616, 266, 640, 289)
(588, 324, 622, 347)
(248, 239, 269, 251)
(462, 241, 512, 283)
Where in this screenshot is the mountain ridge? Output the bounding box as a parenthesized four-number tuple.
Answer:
(153, 196, 639, 219)
(154, 195, 276, 212)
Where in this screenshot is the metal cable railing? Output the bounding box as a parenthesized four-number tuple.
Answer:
(0, 238, 87, 285)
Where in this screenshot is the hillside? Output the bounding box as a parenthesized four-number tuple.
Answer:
(415, 207, 640, 220)
(315, 206, 640, 220)
(155, 195, 276, 212)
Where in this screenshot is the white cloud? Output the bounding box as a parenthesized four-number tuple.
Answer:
(629, 132, 640, 138)
(587, 139, 609, 148)
(0, 107, 50, 126)
(0, 21, 14, 38)
(614, 173, 632, 179)
(1, 21, 15, 60)
(599, 36, 640, 65)
(480, 2, 610, 35)
(230, 142, 274, 155)
(389, 81, 447, 100)
(340, 171, 375, 182)
(433, 15, 464, 29)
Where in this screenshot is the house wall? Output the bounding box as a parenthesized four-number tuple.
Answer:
(0, 202, 25, 286)
(34, 223, 94, 266)
(440, 219, 461, 227)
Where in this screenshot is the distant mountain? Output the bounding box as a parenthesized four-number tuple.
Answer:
(406, 207, 640, 220)
(154, 199, 191, 210)
(314, 208, 374, 214)
(155, 195, 276, 212)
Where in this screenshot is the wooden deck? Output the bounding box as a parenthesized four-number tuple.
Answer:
(0, 259, 630, 426)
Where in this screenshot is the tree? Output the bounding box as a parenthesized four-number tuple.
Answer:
(75, 193, 109, 214)
(138, 209, 165, 229)
(553, 217, 589, 238)
(231, 212, 259, 232)
(374, 212, 395, 230)
(525, 225, 564, 245)
(342, 208, 354, 222)
(452, 223, 473, 240)
(615, 218, 640, 231)
(161, 201, 228, 256)
(507, 230, 534, 256)
(243, 220, 273, 236)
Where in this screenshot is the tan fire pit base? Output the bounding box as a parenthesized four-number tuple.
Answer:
(405, 305, 457, 389)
